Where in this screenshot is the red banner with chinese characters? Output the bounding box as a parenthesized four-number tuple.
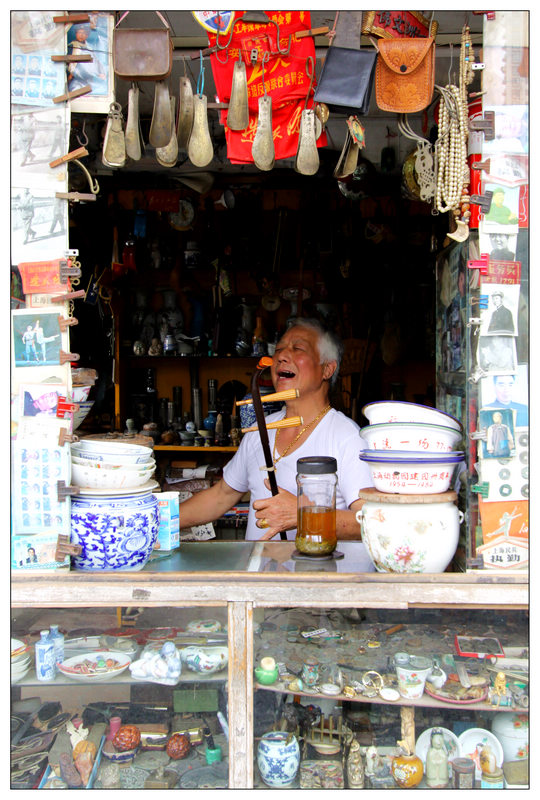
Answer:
(207, 11, 326, 162)
(362, 10, 436, 39)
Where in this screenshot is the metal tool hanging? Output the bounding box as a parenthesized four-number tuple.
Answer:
(252, 53, 275, 171)
(187, 52, 214, 168)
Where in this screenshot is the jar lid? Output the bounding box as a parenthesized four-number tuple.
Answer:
(297, 456, 337, 474)
(452, 758, 476, 773)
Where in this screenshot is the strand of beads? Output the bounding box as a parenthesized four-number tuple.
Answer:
(457, 24, 475, 228)
(435, 85, 468, 214)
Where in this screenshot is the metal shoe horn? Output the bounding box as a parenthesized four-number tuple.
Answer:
(252, 54, 274, 171)
(227, 56, 249, 131)
(295, 58, 319, 176)
(125, 83, 141, 161)
(149, 80, 173, 149)
(156, 96, 178, 167)
(177, 66, 194, 151)
(102, 102, 126, 168)
(188, 52, 214, 168)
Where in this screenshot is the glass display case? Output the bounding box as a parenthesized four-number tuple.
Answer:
(11, 541, 528, 788)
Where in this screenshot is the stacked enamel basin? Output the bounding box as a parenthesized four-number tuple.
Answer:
(357, 401, 465, 573)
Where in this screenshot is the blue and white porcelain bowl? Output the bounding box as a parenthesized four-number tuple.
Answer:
(70, 482, 159, 571)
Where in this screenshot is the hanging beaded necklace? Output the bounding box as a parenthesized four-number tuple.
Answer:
(272, 405, 332, 466)
(434, 25, 475, 220)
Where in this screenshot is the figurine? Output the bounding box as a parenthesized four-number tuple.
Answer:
(346, 738, 365, 788)
(148, 337, 163, 356)
(425, 729, 449, 788)
(129, 641, 182, 685)
(66, 719, 89, 750)
(479, 741, 498, 775)
(365, 745, 383, 776)
(491, 671, 509, 707)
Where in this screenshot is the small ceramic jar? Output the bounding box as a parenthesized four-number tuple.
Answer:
(257, 732, 300, 787)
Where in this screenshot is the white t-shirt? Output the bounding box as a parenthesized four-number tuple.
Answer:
(223, 408, 373, 540)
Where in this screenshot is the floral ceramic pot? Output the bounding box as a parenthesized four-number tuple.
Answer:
(356, 491, 462, 573)
(391, 751, 424, 788)
(257, 732, 300, 787)
(492, 713, 529, 762)
(180, 646, 228, 675)
(70, 488, 159, 571)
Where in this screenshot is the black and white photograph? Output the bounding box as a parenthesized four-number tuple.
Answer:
(480, 283, 520, 337)
(11, 108, 69, 189)
(11, 187, 68, 264)
(479, 230, 518, 263)
(477, 334, 517, 375)
(11, 309, 66, 369)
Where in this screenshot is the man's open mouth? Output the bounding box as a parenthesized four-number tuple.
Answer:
(277, 369, 295, 379)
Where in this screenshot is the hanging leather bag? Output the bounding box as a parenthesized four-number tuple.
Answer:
(375, 36, 435, 113)
(314, 47, 377, 115)
(314, 11, 376, 116)
(113, 10, 173, 81)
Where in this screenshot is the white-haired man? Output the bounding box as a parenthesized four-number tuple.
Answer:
(179, 318, 373, 541)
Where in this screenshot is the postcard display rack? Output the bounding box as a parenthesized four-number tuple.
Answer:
(10, 11, 93, 571)
(435, 11, 529, 573)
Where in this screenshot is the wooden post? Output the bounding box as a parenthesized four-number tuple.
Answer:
(228, 600, 253, 787)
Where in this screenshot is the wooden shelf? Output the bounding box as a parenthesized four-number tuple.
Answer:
(254, 682, 524, 714)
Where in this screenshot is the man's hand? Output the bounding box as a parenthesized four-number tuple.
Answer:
(251, 479, 297, 541)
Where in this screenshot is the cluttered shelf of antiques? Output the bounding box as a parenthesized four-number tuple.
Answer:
(11, 603, 528, 789)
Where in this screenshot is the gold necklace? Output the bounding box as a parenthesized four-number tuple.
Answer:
(273, 405, 331, 466)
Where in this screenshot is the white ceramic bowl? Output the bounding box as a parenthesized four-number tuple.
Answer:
(362, 401, 462, 432)
(359, 422, 463, 453)
(360, 450, 465, 494)
(71, 455, 156, 471)
(72, 401, 95, 431)
(71, 442, 154, 465)
(71, 461, 155, 489)
(71, 439, 154, 463)
(356, 493, 463, 573)
(57, 651, 132, 682)
(71, 386, 92, 403)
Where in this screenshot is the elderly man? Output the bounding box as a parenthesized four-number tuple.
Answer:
(179, 318, 373, 541)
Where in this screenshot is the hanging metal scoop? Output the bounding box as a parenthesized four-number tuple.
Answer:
(295, 108, 319, 175)
(156, 97, 178, 167)
(333, 130, 359, 180)
(227, 58, 249, 131)
(102, 102, 126, 168)
(149, 81, 172, 148)
(177, 76, 194, 151)
(125, 83, 141, 161)
(188, 94, 214, 167)
(252, 94, 274, 171)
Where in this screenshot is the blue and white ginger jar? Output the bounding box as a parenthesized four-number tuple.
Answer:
(257, 731, 300, 787)
(70, 489, 158, 571)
